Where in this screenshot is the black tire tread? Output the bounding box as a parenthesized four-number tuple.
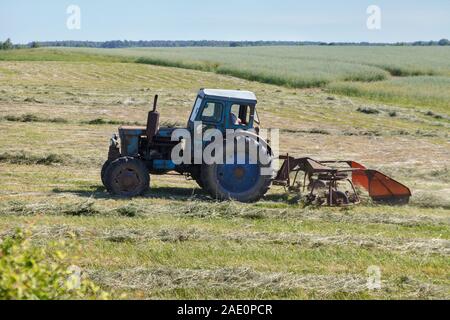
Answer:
(104, 157, 150, 197)
(101, 160, 112, 190)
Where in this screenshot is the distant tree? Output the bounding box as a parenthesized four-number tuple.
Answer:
(30, 41, 40, 48)
(2, 38, 13, 50)
(438, 39, 450, 46)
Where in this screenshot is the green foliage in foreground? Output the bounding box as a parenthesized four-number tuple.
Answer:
(0, 229, 109, 300)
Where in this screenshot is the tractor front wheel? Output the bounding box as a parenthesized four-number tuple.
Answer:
(101, 160, 112, 190)
(104, 157, 150, 197)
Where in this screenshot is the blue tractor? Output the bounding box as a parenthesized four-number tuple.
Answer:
(101, 89, 274, 202)
(101, 88, 411, 205)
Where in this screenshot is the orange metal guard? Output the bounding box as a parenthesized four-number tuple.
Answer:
(274, 157, 412, 205)
(348, 161, 411, 204)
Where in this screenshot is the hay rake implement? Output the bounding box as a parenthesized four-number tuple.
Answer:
(273, 155, 411, 206)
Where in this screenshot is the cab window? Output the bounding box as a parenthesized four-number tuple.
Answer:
(230, 104, 252, 126)
(200, 101, 223, 123)
(189, 97, 203, 122)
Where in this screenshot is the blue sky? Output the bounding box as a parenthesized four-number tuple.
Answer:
(1, 0, 449, 43)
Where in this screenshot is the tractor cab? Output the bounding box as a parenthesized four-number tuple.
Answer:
(187, 89, 258, 133)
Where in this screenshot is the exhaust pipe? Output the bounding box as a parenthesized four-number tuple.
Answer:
(153, 95, 158, 112)
(147, 94, 160, 143)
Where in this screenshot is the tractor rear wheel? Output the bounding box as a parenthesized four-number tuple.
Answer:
(190, 166, 205, 189)
(104, 157, 150, 197)
(201, 138, 273, 203)
(193, 175, 205, 189)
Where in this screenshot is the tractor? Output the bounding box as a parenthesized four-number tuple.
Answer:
(101, 89, 273, 203)
(101, 89, 411, 205)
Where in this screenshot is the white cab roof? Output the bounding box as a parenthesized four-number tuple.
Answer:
(200, 89, 257, 102)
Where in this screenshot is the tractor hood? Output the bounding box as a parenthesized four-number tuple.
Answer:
(156, 127, 180, 138)
(118, 126, 180, 139)
(118, 126, 181, 156)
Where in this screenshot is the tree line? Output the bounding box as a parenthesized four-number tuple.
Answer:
(1, 38, 449, 50)
(1, 38, 40, 50)
(0, 38, 14, 50)
(26, 39, 450, 47)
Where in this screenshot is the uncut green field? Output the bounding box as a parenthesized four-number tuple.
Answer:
(0, 48, 449, 299)
(52, 46, 450, 113)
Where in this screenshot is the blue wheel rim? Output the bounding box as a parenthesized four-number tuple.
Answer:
(216, 162, 260, 194)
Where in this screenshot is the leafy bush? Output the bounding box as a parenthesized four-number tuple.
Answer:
(0, 229, 109, 300)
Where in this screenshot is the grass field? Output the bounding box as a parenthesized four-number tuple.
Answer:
(0, 48, 449, 299)
(2, 46, 450, 113)
(60, 46, 450, 113)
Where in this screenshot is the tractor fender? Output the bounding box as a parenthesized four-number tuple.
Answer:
(224, 130, 276, 178)
(225, 130, 273, 155)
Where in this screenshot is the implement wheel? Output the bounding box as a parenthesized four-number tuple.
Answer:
(104, 157, 150, 197)
(327, 191, 350, 206)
